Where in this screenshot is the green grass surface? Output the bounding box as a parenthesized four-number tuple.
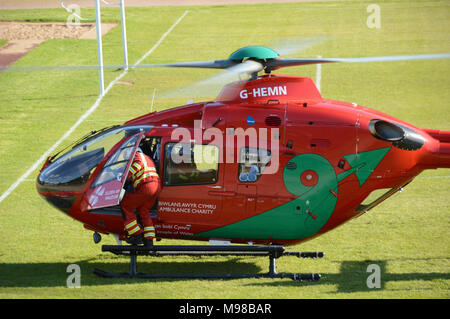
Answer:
(0, 1, 449, 299)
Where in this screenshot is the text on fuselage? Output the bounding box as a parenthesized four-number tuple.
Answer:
(239, 85, 287, 99)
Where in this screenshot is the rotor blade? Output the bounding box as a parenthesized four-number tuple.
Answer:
(1, 64, 100, 72)
(138, 60, 231, 69)
(159, 60, 264, 98)
(1, 59, 233, 73)
(274, 53, 450, 69)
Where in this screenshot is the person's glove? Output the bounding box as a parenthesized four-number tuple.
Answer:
(125, 183, 134, 192)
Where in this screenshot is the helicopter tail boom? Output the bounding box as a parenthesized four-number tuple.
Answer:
(423, 129, 450, 168)
(438, 142, 450, 168)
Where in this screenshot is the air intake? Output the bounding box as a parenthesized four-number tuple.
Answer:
(369, 119, 404, 142)
(265, 115, 282, 126)
(369, 119, 424, 151)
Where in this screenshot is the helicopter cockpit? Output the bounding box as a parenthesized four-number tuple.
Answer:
(36, 125, 153, 202)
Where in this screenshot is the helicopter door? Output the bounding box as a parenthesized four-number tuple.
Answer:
(85, 132, 144, 210)
(159, 141, 223, 224)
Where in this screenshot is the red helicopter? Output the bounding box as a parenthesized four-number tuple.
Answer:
(36, 46, 450, 280)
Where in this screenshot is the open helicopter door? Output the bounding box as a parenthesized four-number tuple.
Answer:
(85, 132, 144, 210)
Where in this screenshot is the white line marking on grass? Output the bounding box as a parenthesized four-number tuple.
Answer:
(0, 10, 189, 204)
(134, 10, 189, 66)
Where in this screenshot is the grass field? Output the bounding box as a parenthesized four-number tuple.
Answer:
(0, 0, 449, 299)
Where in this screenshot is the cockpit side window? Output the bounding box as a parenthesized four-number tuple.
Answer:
(163, 142, 219, 186)
(91, 134, 140, 188)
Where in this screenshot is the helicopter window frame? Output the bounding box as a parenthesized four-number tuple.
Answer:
(238, 147, 272, 183)
(140, 136, 162, 174)
(91, 135, 140, 189)
(163, 142, 220, 186)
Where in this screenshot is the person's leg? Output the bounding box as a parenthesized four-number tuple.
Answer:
(120, 191, 147, 242)
(136, 181, 161, 246)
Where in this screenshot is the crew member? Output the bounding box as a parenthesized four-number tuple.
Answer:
(121, 148, 161, 247)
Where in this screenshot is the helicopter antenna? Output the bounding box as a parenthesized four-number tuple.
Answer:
(316, 55, 322, 92)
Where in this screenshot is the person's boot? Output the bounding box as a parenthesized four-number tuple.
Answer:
(144, 238, 154, 248)
(126, 233, 144, 246)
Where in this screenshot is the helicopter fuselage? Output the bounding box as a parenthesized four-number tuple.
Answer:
(36, 74, 450, 245)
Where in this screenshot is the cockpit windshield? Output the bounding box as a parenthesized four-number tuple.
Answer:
(37, 125, 153, 192)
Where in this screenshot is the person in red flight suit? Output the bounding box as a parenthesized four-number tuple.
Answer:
(121, 148, 161, 247)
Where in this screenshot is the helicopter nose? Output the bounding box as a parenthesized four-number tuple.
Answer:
(36, 124, 155, 213)
(36, 183, 77, 214)
(36, 148, 103, 213)
(36, 189, 77, 214)
(36, 161, 78, 214)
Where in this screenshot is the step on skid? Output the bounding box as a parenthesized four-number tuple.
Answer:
(93, 244, 323, 281)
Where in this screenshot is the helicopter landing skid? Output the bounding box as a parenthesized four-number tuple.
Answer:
(93, 244, 323, 281)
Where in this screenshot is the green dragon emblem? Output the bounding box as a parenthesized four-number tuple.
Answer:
(195, 147, 390, 240)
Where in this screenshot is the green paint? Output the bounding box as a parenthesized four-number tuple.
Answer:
(339, 147, 391, 186)
(228, 46, 279, 61)
(195, 148, 390, 240)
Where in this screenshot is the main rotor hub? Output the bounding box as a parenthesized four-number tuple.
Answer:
(228, 46, 281, 78)
(228, 46, 280, 62)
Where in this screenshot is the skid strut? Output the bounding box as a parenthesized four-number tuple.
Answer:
(93, 245, 323, 281)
